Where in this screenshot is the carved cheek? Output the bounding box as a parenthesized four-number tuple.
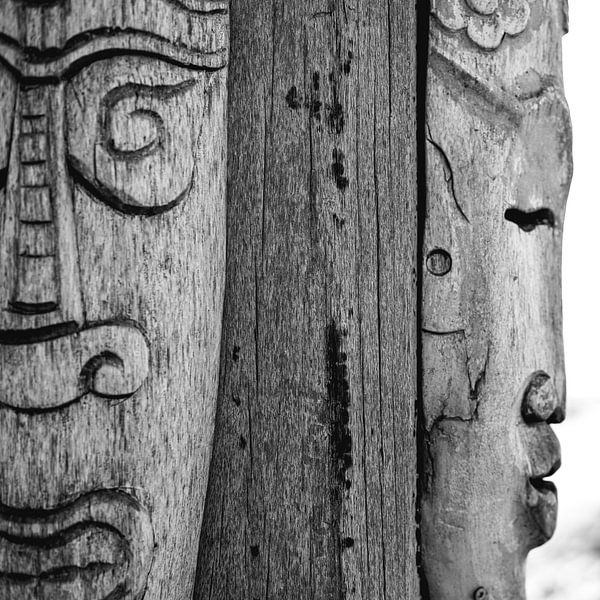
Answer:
(515, 91, 573, 215)
(422, 139, 470, 334)
(423, 248, 465, 333)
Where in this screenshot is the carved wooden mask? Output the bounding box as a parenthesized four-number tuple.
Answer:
(422, 0, 572, 598)
(0, 1, 227, 598)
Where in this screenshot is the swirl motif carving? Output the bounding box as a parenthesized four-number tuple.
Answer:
(432, 0, 531, 50)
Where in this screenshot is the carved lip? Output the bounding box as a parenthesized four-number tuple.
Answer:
(0, 490, 154, 599)
(0, 321, 150, 413)
(529, 457, 561, 494)
(526, 457, 561, 541)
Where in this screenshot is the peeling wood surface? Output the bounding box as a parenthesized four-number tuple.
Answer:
(422, 1, 572, 598)
(195, 0, 418, 598)
(0, 2, 228, 598)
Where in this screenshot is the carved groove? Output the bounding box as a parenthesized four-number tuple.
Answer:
(8, 300, 57, 315)
(165, 0, 228, 14)
(0, 321, 150, 412)
(68, 154, 195, 216)
(101, 79, 196, 161)
(0, 29, 227, 80)
(0, 321, 79, 345)
(0, 490, 154, 600)
(426, 129, 469, 223)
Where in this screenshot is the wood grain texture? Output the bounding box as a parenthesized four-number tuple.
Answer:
(195, 0, 418, 598)
(0, 2, 228, 598)
(421, 1, 572, 598)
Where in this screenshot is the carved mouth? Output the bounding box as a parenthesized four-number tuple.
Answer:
(529, 457, 561, 492)
(529, 477, 557, 495)
(0, 321, 150, 412)
(526, 458, 561, 540)
(0, 490, 154, 599)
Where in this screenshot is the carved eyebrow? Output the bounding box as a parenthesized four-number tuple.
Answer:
(0, 29, 227, 81)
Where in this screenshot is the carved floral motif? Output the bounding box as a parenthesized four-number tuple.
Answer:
(432, 0, 531, 50)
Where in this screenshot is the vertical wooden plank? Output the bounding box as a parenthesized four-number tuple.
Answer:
(196, 0, 419, 597)
(0, 2, 228, 598)
(421, 0, 572, 598)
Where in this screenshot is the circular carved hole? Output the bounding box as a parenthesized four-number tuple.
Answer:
(426, 249, 452, 276)
(473, 587, 489, 600)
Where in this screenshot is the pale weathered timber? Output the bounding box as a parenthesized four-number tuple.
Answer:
(0, 2, 228, 599)
(195, 1, 419, 598)
(421, 1, 572, 598)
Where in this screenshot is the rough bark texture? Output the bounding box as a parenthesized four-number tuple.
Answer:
(0, 2, 228, 599)
(421, 0, 572, 598)
(195, 0, 418, 598)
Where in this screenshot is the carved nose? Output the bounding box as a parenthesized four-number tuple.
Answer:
(0, 83, 83, 331)
(521, 371, 560, 423)
(11, 87, 58, 314)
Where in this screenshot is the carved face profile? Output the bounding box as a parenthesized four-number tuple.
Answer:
(0, 1, 227, 598)
(422, 1, 572, 598)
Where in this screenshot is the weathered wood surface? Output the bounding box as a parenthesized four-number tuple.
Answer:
(195, 0, 419, 598)
(0, 2, 228, 598)
(421, 0, 572, 598)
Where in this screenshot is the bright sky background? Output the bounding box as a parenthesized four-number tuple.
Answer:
(562, 0, 600, 401)
(527, 2, 600, 598)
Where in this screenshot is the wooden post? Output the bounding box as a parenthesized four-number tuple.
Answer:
(195, 0, 419, 598)
(421, 0, 572, 598)
(0, 2, 228, 598)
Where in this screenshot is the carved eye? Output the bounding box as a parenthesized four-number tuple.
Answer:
(107, 107, 163, 158)
(102, 81, 195, 162)
(66, 58, 205, 216)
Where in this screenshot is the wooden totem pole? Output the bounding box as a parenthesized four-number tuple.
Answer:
(422, 0, 572, 598)
(0, 1, 227, 598)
